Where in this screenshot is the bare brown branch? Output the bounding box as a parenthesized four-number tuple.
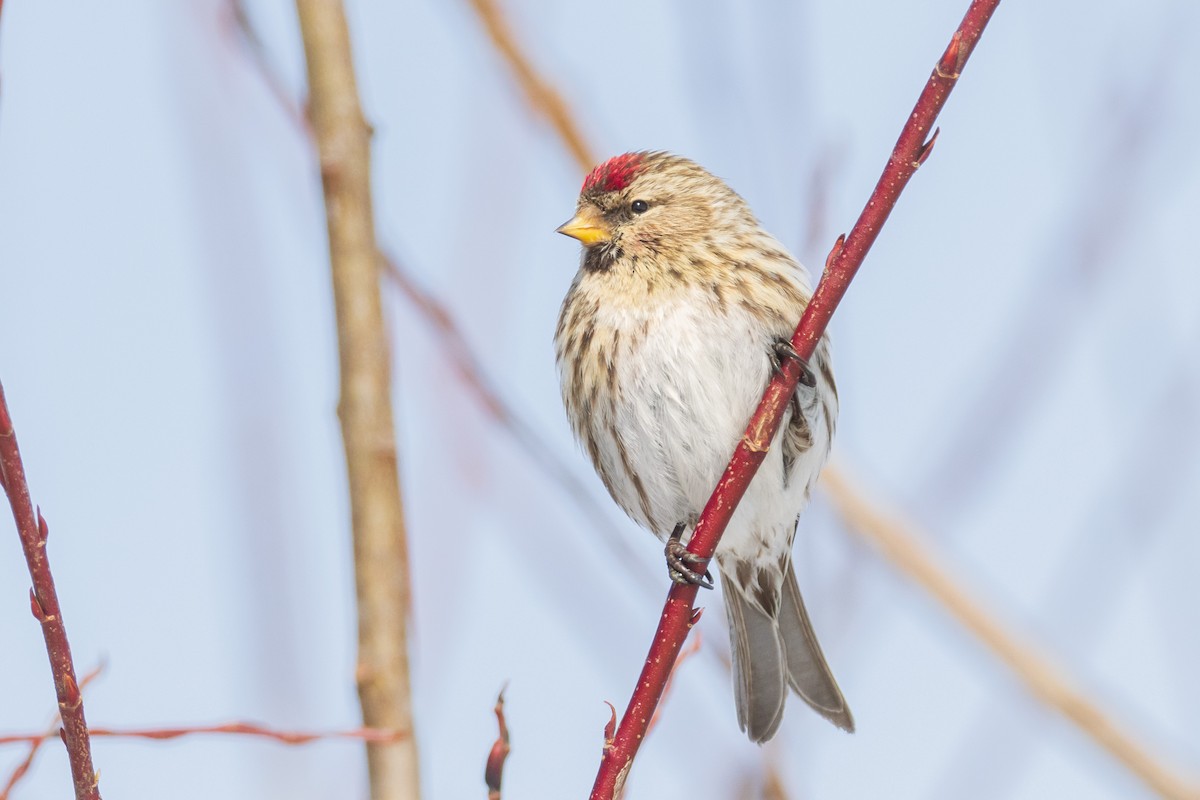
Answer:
(0, 384, 101, 800)
(294, 2, 420, 798)
(822, 465, 1200, 800)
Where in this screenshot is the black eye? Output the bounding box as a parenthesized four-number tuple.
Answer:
(631, 199, 649, 214)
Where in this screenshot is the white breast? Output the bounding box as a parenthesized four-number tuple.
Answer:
(581, 284, 822, 556)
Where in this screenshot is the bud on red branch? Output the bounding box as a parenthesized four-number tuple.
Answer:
(1, 383, 101, 800)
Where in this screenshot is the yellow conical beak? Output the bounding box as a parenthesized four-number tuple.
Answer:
(556, 208, 611, 247)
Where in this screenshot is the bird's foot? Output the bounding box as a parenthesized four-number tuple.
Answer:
(665, 523, 714, 589)
(771, 337, 816, 388)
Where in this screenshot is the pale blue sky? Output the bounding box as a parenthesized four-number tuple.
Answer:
(1, 1, 1197, 798)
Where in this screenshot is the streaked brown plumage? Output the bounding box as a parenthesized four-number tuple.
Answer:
(555, 152, 852, 740)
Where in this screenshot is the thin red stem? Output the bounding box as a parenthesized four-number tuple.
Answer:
(0, 664, 105, 800)
(0, 382, 101, 800)
(0, 723, 406, 747)
(589, 1, 1001, 797)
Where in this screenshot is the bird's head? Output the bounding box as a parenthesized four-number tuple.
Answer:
(557, 152, 756, 273)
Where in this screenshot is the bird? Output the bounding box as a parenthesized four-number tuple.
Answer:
(554, 151, 853, 741)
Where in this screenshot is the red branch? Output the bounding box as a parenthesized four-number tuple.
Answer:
(0, 663, 105, 800)
(644, 631, 703, 737)
(484, 689, 511, 800)
(0, 722, 406, 748)
(0, 382, 101, 800)
(589, 2, 1002, 797)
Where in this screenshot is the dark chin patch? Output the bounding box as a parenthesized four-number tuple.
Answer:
(583, 244, 621, 273)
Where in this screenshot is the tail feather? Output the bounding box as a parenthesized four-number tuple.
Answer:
(720, 562, 854, 741)
(779, 563, 855, 732)
(720, 568, 787, 743)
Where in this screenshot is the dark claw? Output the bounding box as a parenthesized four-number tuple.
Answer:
(771, 338, 816, 388)
(665, 524, 714, 589)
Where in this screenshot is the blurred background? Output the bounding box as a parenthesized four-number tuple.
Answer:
(1, 1, 1197, 798)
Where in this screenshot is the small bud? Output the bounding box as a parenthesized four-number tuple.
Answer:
(62, 673, 82, 706)
(602, 701, 617, 751)
(824, 234, 846, 273)
(29, 588, 47, 621)
(915, 128, 940, 168)
(484, 687, 510, 796)
(936, 31, 963, 79)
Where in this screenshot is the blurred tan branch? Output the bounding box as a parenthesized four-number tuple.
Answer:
(823, 466, 1200, 800)
(760, 763, 791, 800)
(465, 0, 596, 171)
(294, 2, 420, 799)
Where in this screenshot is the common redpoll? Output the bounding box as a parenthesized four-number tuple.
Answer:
(555, 152, 852, 741)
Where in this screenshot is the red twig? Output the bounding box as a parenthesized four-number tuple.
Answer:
(0, 737, 42, 800)
(0, 382, 101, 800)
(644, 630, 703, 737)
(0, 663, 105, 800)
(483, 688, 511, 800)
(0, 722, 406, 748)
(589, 2, 1002, 797)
